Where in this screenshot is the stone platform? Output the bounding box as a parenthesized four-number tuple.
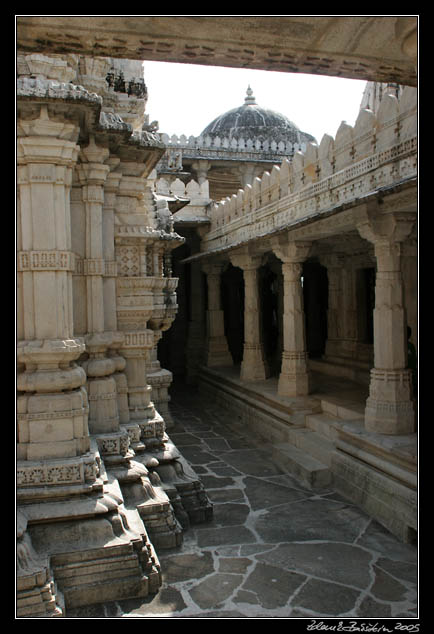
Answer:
(198, 366, 417, 543)
(67, 382, 418, 619)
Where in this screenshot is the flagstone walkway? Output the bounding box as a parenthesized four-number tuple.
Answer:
(67, 383, 418, 619)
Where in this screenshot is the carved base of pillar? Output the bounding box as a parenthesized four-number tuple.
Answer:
(365, 368, 415, 434)
(17, 385, 91, 462)
(205, 337, 233, 367)
(150, 437, 214, 526)
(278, 372, 310, 397)
(119, 464, 184, 549)
(240, 344, 270, 381)
(18, 464, 162, 612)
(278, 352, 310, 397)
(147, 368, 174, 427)
(17, 511, 65, 618)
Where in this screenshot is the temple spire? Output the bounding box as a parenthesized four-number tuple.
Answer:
(244, 85, 257, 105)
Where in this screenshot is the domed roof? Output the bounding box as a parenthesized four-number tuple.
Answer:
(201, 86, 316, 146)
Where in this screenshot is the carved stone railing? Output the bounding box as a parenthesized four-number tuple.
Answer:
(201, 86, 417, 254)
(155, 176, 210, 202)
(156, 132, 307, 162)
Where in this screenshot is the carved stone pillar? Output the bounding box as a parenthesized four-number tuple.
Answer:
(202, 262, 233, 367)
(319, 253, 344, 359)
(357, 210, 416, 434)
(17, 99, 161, 607)
(192, 159, 211, 185)
(17, 104, 92, 466)
(115, 172, 157, 426)
(230, 252, 270, 381)
(77, 138, 124, 450)
(272, 238, 312, 397)
(340, 256, 359, 359)
(114, 172, 183, 548)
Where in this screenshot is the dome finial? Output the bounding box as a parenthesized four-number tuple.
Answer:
(244, 85, 256, 105)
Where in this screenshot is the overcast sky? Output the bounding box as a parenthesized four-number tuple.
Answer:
(142, 60, 368, 145)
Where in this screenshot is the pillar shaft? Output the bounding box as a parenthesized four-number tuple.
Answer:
(230, 253, 269, 381)
(203, 262, 233, 367)
(16, 105, 94, 469)
(77, 139, 125, 447)
(272, 239, 312, 397)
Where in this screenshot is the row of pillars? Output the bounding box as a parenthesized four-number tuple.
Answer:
(201, 211, 416, 436)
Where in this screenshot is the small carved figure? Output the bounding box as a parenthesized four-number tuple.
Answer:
(156, 200, 174, 233)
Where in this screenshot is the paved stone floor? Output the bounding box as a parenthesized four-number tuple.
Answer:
(68, 383, 418, 620)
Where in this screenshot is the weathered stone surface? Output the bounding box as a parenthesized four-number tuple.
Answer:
(219, 557, 251, 574)
(253, 498, 372, 544)
(196, 525, 257, 548)
(356, 596, 392, 618)
(257, 542, 373, 589)
(159, 552, 214, 583)
(356, 520, 418, 563)
(376, 557, 418, 585)
(241, 562, 306, 609)
(292, 578, 360, 615)
(220, 448, 285, 477)
(370, 566, 410, 602)
(209, 502, 251, 526)
(190, 573, 244, 610)
(243, 475, 309, 510)
(50, 386, 418, 618)
(117, 588, 188, 616)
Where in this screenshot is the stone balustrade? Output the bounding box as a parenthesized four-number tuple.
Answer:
(155, 176, 210, 202)
(201, 86, 417, 253)
(156, 131, 307, 157)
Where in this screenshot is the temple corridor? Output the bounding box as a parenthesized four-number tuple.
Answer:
(66, 380, 417, 619)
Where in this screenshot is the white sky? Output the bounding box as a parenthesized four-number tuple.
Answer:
(142, 60, 368, 145)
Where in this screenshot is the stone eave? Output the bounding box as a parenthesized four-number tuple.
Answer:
(17, 77, 103, 137)
(180, 176, 417, 264)
(155, 193, 191, 214)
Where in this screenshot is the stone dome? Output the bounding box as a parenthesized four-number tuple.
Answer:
(201, 86, 316, 146)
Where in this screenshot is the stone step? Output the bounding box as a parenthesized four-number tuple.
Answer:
(271, 442, 332, 490)
(320, 397, 365, 421)
(286, 427, 336, 467)
(305, 412, 340, 439)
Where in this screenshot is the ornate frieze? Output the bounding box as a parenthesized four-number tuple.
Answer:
(17, 451, 100, 488)
(18, 250, 75, 272)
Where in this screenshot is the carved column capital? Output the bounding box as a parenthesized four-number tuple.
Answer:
(229, 250, 262, 271)
(201, 260, 226, 277)
(271, 236, 312, 264)
(357, 210, 416, 248)
(79, 135, 110, 167)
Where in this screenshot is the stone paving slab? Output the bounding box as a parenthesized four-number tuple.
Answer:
(67, 384, 418, 620)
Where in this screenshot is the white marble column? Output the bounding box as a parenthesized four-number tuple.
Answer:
(230, 252, 269, 381)
(17, 104, 93, 469)
(202, 262, 233, 367)
(272, 238, 312, 397)
(358, 210, 416, 434)
(77, 138, 123, 445)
